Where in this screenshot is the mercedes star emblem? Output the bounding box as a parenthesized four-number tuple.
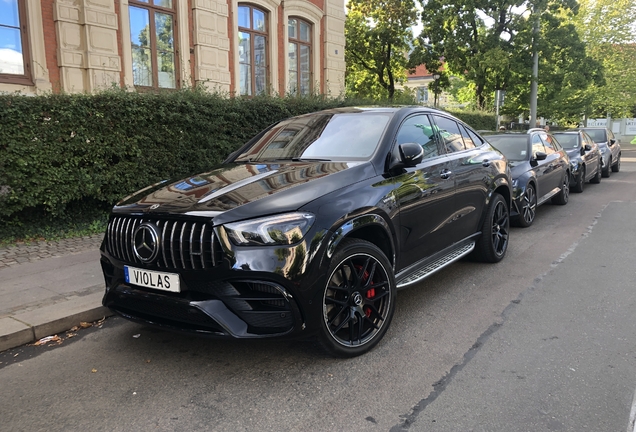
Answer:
(133, 223, 160, 263)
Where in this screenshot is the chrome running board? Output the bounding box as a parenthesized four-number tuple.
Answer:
(396, 241, 475, 289)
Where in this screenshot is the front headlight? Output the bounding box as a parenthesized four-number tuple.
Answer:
(223, 212, 316, 246)
(512, 178, 519, 187)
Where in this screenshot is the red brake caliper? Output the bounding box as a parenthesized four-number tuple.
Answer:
(356, 265, 375, 318)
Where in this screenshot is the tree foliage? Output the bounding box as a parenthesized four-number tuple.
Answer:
(345, 0, 417, 100)
(416, 0, 602, 121)
(566, 0, 636, 117)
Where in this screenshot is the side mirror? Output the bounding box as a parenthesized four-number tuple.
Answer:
(580, 147, 586, 156)
(534, 151, 547, 161)
(399, 143, 424, 167)
(584, 144, 592, 151)
(610, 138, 616, 145)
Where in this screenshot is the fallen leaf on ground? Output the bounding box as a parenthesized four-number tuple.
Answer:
(79, 322, 92, 329)
(91, 368, 97, 373)
(34, 335, 61, 346)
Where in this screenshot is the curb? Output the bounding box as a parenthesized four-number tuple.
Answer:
(0, 288, 114, 352)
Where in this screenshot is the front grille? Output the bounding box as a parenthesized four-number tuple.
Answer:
(106, 216, 221, 270)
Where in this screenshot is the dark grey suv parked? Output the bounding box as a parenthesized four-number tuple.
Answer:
(100, 107, 512, 357)
(577, 127, 621, 177)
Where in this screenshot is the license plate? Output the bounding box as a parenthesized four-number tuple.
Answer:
(124, 266, 181, 293)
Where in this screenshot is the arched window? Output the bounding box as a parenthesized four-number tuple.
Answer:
(287, 17, 311, 95)
(129, 0, 179, 89)
(238, 4, 268, 95)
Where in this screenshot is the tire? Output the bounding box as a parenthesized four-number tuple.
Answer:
(515, 184, 536, 228)
(590, 161, 601, 184)
(473, 193, 509, 263)
(612, 154, 621, 172)
(318, 238, 396, 357)
(572, 166, 584, 193)
(602, 157, 611, 178)
(551, 172, 569, 205)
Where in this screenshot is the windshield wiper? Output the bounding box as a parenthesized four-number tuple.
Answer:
(289, 157, 331, 162)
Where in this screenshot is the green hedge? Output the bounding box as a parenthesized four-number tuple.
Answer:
(0, 90, 352, 222)
(446, 109, 497, 131)
(0, 90, 495, 227)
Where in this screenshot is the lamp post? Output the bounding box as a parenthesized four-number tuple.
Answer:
(433, 73, 440, 108)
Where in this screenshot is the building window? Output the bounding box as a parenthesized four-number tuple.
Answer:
(129, 0, 178, 89)
(416, 87, 429, 104)
(0, 0, 31, 85)
(238, 4, 268, 96)
(288, 18, 311, 95)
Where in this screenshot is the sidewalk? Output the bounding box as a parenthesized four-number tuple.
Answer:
(0, 234, 112, 352)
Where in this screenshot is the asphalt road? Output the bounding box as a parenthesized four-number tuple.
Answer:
(2, 147, 636, 432)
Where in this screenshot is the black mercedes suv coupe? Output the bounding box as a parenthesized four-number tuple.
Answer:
(100, 107, 512, 357)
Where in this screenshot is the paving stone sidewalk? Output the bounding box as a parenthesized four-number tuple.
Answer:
(0, 234, 104, 269)
(0, 233, 109, 352)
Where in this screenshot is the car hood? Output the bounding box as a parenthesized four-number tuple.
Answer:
(113, 161, 376, 225)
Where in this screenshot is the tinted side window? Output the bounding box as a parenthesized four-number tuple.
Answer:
(432, 115, 466, 153)
(465, 126, 485, 147)
(539, 133, 556, 154)
(395, 114, 440, 159)
(459, 124, 476, 149)
(532, 134, 546, 156)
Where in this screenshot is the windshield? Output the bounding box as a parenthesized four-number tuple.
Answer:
(234, 112, 392, 162)
(582, 129, 607, 143)
(486, 135, 528, 161)
(552, 133, 578, 149)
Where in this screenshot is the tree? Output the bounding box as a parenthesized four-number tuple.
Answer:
(417, 0, 529, 109)
(566, 0, 636, 117)
(345, 0, 417, 100)
(500, 10, 603, 124)
(416, 0, 601, 120)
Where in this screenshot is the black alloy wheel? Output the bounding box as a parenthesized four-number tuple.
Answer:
(602, 157, 611, 177)
(552, 172, 569, 205)
(573, 166, 585, 193)
(516, 184, 537, 227)
(473, 193, 509, 263)
(319, 238, 396, 357)
(590, 162, 602, 184)
(612, 154, 621, 172)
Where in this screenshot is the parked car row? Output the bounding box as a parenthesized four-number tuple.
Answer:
(98, 108, 620, 357)
(484, 127, 621, 227)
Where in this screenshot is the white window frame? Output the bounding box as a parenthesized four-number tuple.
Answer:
(232, 0, 280, 95)
(120, 0, 191, 90)
(283, 0, 321, 96)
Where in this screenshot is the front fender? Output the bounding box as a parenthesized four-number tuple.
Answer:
(325, 213, 395, 262)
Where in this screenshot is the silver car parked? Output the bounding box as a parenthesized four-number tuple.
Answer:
(576, 127, 621, 177)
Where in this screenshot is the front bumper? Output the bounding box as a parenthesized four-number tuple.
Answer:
(101, 252, 307, 338)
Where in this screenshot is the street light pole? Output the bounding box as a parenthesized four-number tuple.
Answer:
(529, 4, 540, 128)
(433, 73, 440, 108)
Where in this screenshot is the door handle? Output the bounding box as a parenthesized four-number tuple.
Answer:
(440, 169, 452, 179)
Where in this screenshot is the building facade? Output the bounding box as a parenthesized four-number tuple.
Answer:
(0, 0, 345, 96)
(401, 64, 449, 107)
